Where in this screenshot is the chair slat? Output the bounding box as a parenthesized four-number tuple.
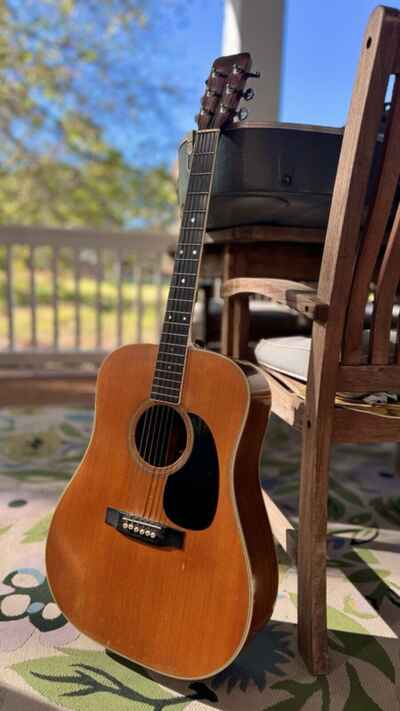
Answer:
(342, 75, 400, 364)
(369, 205, 400, 363)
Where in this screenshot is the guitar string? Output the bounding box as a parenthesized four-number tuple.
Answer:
(150, 130, 217, 523)
(142, 130, 209, 521)
(137, 130, 217, 523)
(149, 130, 213, 523)
(146, 130, 208, 522)
(150, 130, 217, 524)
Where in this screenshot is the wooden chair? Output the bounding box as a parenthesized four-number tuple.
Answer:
(222, 6, 400, 675)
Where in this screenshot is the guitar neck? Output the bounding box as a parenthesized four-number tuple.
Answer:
(151, 128, 220, 404)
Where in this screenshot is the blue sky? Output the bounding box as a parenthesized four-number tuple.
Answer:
(103, 0, 400, 167)
(281, 0, 400, 125)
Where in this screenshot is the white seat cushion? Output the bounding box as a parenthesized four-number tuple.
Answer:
(255, 336, 311, 381)
(255, 331, 398, 382)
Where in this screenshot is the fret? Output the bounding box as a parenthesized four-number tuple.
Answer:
(151, 393, 179, 403)
(176, 242, 202, 247)
(167, 297, 194, 303)
(173, 257, 198, 263)
(159, 340, 187, 348)
(165, 309, 192, 318)
(154, 366, 183, 379)
(160, 337, 189, 346)
(157, 356, 185, 366)
(152, 385, 181, 397)
(173, 261, 199, 271)
(164, 319, 190, 327)
(156, 352, 185, 363)
(151, 128, 219, 404)
(180, 227, 204, 231)
(163, 323, 189, 338)
(153, 376, 182, 389)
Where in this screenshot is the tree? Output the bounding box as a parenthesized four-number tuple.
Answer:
(0, 0, 185, 227)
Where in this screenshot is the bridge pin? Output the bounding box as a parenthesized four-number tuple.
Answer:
(150, 532, 156, 538)
(128, 524, 133, 530)
(145, 530, 151, 536)
(139, 528, 145, 535)
(122, 522, 128, 529)
(134, 526, 139, 532)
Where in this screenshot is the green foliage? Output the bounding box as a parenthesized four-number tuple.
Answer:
(0, 1, 180, 227)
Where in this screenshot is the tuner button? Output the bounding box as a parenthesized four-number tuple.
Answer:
(243, 88, 255, 101)
(237, 107, 249, 121)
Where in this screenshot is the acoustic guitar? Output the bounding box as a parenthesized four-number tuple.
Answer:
(46, 53, 278, 680)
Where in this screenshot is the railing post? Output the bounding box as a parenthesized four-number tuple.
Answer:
(5, 245, 15, 351)
(52, 246, 60, 350)
(96, 248, 102, 350)
(74, 248, 81, 350)
(135, 265, 143, 344)
(117, 250, 124, 346)
(29, 246, 37, 348)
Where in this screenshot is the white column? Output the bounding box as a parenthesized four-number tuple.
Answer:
(222, 0, 285, 122)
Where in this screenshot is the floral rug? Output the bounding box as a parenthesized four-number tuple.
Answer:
(0, 406, 399, 710)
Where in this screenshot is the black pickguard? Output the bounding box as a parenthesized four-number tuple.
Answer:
(163, 412, 219, 531)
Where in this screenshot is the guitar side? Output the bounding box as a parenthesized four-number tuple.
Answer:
(46, 344, 277, 679)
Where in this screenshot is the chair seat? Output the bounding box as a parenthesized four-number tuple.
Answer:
(255, 330, 398, 382)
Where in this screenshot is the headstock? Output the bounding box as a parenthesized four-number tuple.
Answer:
(196, 52, 259, 131)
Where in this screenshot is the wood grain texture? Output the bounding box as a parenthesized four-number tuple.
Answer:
(207, 225, 326, 244)
(221, 6, 400, 678)
(222, 278, 327, 321)
(343, 75, 400, 364)
(46, 344, 277, 680)
(202, 242, 323, 281)
(369, 205, 400, 363)
(337, 364, 400, 392)
(0, 371, 96, 407)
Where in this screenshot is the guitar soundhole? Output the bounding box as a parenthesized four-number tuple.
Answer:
(134, 404, 187, 468)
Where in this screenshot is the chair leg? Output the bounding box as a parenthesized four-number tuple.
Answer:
(297, 422, 331, 675)
(393, 442, 400, 477)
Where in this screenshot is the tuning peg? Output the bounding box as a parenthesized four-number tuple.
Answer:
(235, 107, 249, 121)
(211, 67, 228, 79)
(242, 88, 255, 101)
(245, 70, 261, 79)
(195, 107, 215, 123)
(205, 88, 222, 98)
(232, 64, 261, 79)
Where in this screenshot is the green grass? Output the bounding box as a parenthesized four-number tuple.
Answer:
(0, 255, 169, 351)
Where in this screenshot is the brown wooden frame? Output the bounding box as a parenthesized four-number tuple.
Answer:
(222, 6, 400, 675)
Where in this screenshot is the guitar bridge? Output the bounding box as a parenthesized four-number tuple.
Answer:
(105, 507, 184, 549)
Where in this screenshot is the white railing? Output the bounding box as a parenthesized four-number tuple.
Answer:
(0, 225, 174, 368)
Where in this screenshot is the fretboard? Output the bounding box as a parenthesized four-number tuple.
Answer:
(151, 129, 220, 404)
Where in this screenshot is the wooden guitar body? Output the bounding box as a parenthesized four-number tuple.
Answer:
(46, 344, 277, 679)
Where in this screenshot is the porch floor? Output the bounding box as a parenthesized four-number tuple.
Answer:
(0, 407, 399, 710)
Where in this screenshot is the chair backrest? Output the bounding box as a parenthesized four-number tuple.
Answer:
(315, 6, 400, 395)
